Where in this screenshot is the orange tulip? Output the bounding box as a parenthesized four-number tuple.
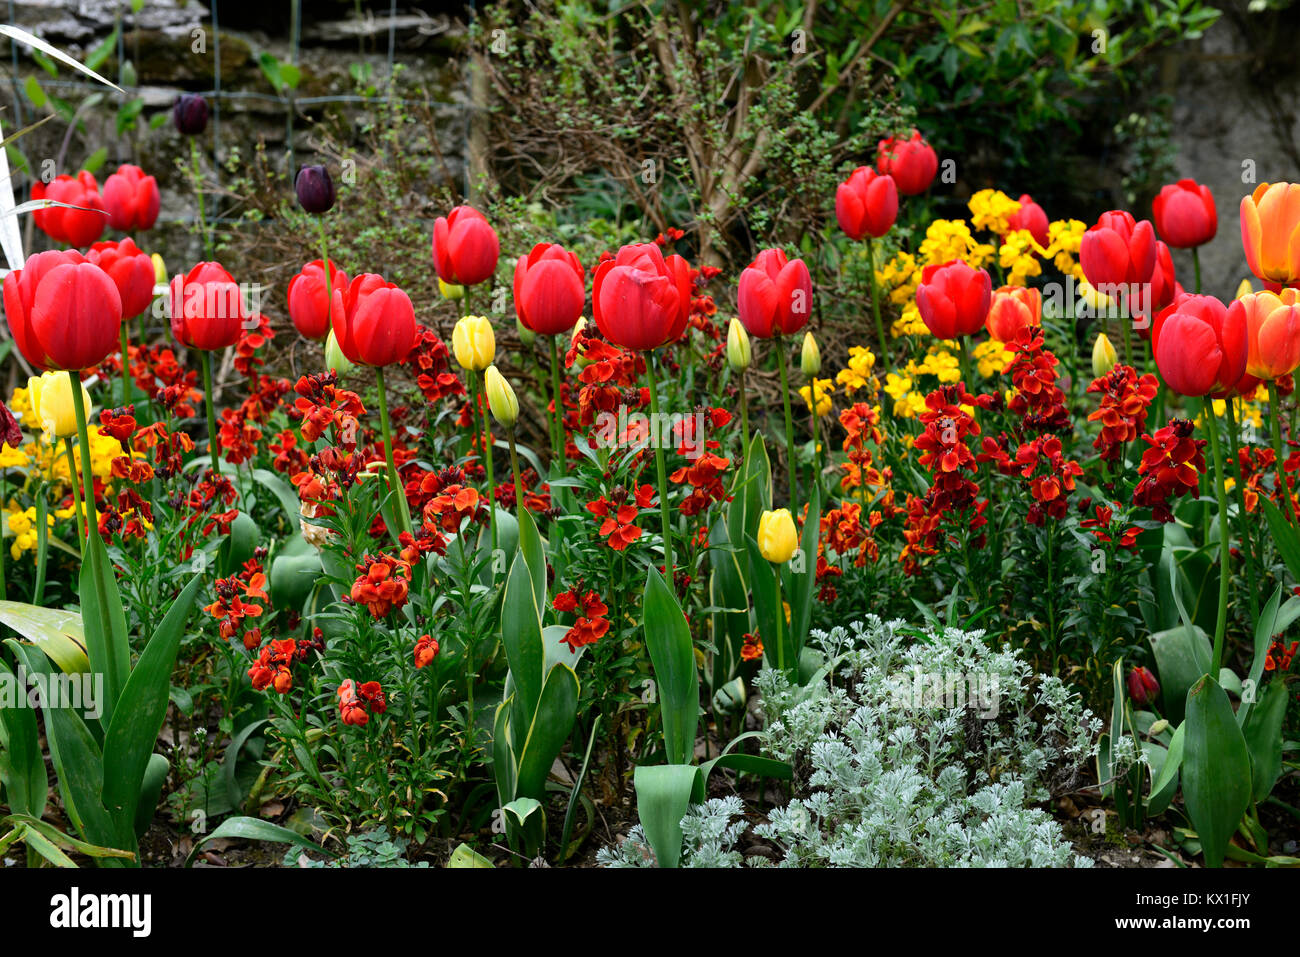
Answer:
(1240, 182, 1300, 284)
(1229, 289, 1300, 380)
(985, 285, 1041, 342)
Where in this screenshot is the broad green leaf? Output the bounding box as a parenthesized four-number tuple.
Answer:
(500, 545, 543, 720)
(634, 764, 699, 869)
(1262, 498, 1300, 581)
(268, 535, 322, 611)
(447, 843, 494, 868)
(643, 565, 698, 767)
(1149, 624, 1211, 725)
(187, 816, 335, 866)
(0, 657, 47, 818)
(1242, 679, 1288, 803)
(0, 600, 89, 673)
(513, 663, 579, 801)
(78, 526, 130, 725)
(1183, 676, 1251, 868)
(1148, 721, 1184, 816)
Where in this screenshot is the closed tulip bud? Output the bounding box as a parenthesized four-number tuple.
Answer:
(452, 315, 496, 371)
(438, 278, 464, 300)
(801, 332, 821, 376)
(875, 129, 938, 197)
(28, 371, 91, 439)
(835, 166, 898, 240)
(294, 165, 336, 214)
(757, 508, 798, 564)
(726, 317, 751, 371)
(484, 364, 519, 429)
(1091, 333, 1118, 378)
(151, 253, 167, 285)
(513, 242, 585, 335)
(324, 328, 354, 378)
(1148, 719, 1170, 736)
(1126, 666, 1160, 707)
(288, 259, 349, 340)
(515, 316, 536, 347)
(169, 261, 247, 352)
(1153, 178, 1216, 249)
(31, 171, 107, 248)
(1152, 293, 1246, 397)
(1236, 278, 1254, 300)
(1005, 194, 1050, 248)
(172, 93, 209, 136)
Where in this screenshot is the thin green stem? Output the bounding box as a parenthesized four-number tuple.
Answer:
(508, 427, 523, 515)
(1201, 396, 1231, 677)
(549, 336, 564, 471)
(477, 371, 497, 556)
(773, 569, 786, 678)
(1225, 400, 1260, 622)
(866, 236, 888, 366)
(190, 139, 211, 259)
(118, 321, 133, 407)
(199, 350, 220, 474)
(776, 336, 798, 505)
(317, 216, 334, 333)
(1267, 379, 1297, 524)
(62, 438, 85, 551)
(957, 335, 972, 388)
(375, 366, 412, 537)
(645, 354, 675, 576)
(738, 370, 750, 461)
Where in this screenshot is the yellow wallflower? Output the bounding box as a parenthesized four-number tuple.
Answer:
(891, 302, 929, 337)
(5, 505, 54, 561)
(799, 377, 834, 417)
(835, 346, 878, 394)
(973, 339, 1015, 378)
(998, 228, 1044, 287)
(968, 189, 1021, 236)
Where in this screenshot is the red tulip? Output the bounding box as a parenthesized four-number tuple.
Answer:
(169, 262, 247, 351)
(1005, 194, 1049, 248)
(1126, 666, 1160, 707)
(1231, 289, 1300, 380)
(287, 259, 349, 340)
(31, 171, 108, 248)
(1131, 240, 1179, 334)
(1153, 178, 1216, 249)
(330, 273, 417, 367)
(101, 164, 160, 233)
(430, 205, 499, 286)
(986, 285, 1041, 342)
(875, 129, 937, 196)
(1152, 293, 1246, 397)
(3, 249, 122, 370)
(737, 248, 813, 338)
(835, 167, 898, 240)
(591, 243, 692, 351)
(513, 242, 585, 336)
(915, 260, 992, 339)
(1079, 210, 1156, 295)
(87, 238, 156, 319)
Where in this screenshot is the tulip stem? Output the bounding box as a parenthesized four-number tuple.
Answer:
(772, 567, 786, 678)
(957, 335, 972, 389)
(190, 139, 211, 260)
(645, 353, 675, 577)
(1201, 396, 1230, 677)
(1225, 400, 1260, 623)
(508, 427, 523, 517)
(198, 351, 221, 475)
(476, 371, 497, 557)
(62, 437, 85, 552)
(776, 336, 799, 505)
(738, 369, 750, 462)
(1267, 379, 1297, 524)
(118, 321, 133, 408)
(1192, 247, 1202, 295)
(866, 237, 888, 367)
(374, 366, 412, 538)
(317, 217, 334, 329)
(549, 336, 564, 472)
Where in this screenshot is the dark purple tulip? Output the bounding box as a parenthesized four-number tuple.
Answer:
(173, 94, 209, 136)
(0, 401, 21, 451)
(294, 165, 335, 214)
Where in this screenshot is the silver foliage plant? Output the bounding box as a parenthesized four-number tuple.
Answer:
(600, 616, 1101, 868)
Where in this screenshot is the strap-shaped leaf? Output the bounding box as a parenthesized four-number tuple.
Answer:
(78, 527, 130, 725)
(513, 663, 579, 801)
(644, 565, 698, 767)
(634, 764, 700, 869)
(1243, 679, 1288, 803)
(1183, 675, 1251, 868)
(0, 600, 89, 674)
(500, 545, 544, 721)
(783, 481, 820, 658)
(101, 574, 203, 830)
(0, 656, 46, 818)
(186, 816, 336, 866)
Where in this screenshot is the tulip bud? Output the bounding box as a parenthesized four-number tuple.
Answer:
(151, 253, 167, 285)
(1126, 666, 1160, 707)
(451, 315, 496, 371)
(1148, 718, 1170, 736)
(294, 165, 335, 214)
(571, 316, 593, 369)
(28, 372, 91, 440)
(438, 278, 464, 301)
(172, 93, 209, 136)
(1092, 333, 1118, 378)
(1236, 279, 1254, 301)
(515, 316, 536, 348)
(484, 364, 519, 430)
(800, 332, 821, 377)
(325, 328, 354, 378)
(726, 318, 751, 372)
(757, 508, 798, 564)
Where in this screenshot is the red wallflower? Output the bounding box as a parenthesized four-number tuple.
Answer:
(337, 679, 387, 726)
(414, 634, 440, 669)
(1086, 365, 1159, 463)
(349, 554, 412, 618)
(1133, 418, 1206, 522)
(587, 485, 655, 550)
(552, 586, 610, 652)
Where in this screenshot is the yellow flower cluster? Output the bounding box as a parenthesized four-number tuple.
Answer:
(918, 219, 996, 271)
(973, 339, 1015, 378)
(968, 189, 1021, 237)
(799, 377, 834, 417)
(998, 229, 1045, 287)
(877, 250, 921, 306)
(1045, 219, 1086, 276)
(5, 505, 53, 561)
(835, 346, 878, 395)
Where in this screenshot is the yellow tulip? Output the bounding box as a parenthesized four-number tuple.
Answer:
(726, 317, 751, 372)
(757, 508, 798, 564)
(28, 372, 91, 440)
(570, 316, 593, 369)
(151, 253, 167, 285)
(438, 278, 465, 301)
(484, 364, 518, 429)
(451, 315, 495, 371)
(1091, 333, 1117, 378)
